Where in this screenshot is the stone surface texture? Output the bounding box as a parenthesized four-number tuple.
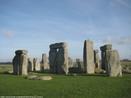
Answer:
(94, 50, 100, 68)
(83, 40, 95, 74)
(33, 58, 40, 71)
(42, 54, 50, 72)
(13, 50, 28, 75)
(49, 42, 68, 74)
(105, 50, 122, 77)
(28, 58, 34, 72)
(100, 44, 112, 70)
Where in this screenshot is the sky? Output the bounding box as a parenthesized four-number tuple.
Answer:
(0, 0, 131, 62)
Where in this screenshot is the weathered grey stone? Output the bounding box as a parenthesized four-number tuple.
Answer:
(39, 76, 52, 80)
(27, 75, 37, 79)
(95, 68, 106, 74)
(33, 58, 40, 71)
(42, 54, 50, 72)
(15, 50, 28, 55)
(83, 40, 95, 74)
(27, 75, 52, 80)
(49, 48, 57, 73)
(105, 50, 122, 77)
(56, 47, 68, 74)
(100, 44, 112, 70)
(68, 57, 74, 68)
(94, 50, 100, 68)
(28, 58, 34, 72)
(76, 59, 82, 73)
(50, 42, 67, 49)
(49, 42, 69, 74)
(13, 50, 28, 75)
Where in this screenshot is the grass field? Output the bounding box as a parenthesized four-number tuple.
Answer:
(0, 62, 131, 98)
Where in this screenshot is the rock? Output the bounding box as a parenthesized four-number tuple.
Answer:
(95, 68, 106, 74)
(27, 75, 37, 79)
(83, 40, 95, 74)
(49, 42, 69, 74)
(33, 58, 40, 71)
(13, 50, 28, 75)
(100, 44, 112, 70)
(76, 59, 83, 73)
(26, 75, 52, 80)
(105, 50, 122, 77)
(68, 57, 74, 68)
(41, 54, 50, 72)
(94, 50, 100, 68)
(28, 58, 34, 72)
(50, 42, 67, 49)
(49, 48, 57, 73)
(56, 47, 68, 74)
(39, 76, 52, 80)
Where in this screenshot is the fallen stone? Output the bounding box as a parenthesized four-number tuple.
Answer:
(26, 76, 52, 80)
(95, 68, 106, 74)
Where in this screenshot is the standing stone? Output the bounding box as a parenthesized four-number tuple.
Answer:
(68, 57, 74, 68)
(83, 40, 95, 74)
(33, 58, 40, 71)
(56, 47, 68, 74)
(49, 48, 57, 73)
(94, 50, 100, 68)
(100, 44, 112, 70)
(76, 59, 82, 73)
(105, 50, 122, 77)
(49, 42, 68, 74)
(42, 54, 50, 72)
(12, 50, 28, 75)
(28, 58, 34, 72)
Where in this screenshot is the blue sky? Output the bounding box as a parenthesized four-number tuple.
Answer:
(0, 0, 131, 62)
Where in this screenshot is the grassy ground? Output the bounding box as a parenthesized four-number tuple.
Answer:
(0, 62, 131, 98)
(0, 73, 131, 98)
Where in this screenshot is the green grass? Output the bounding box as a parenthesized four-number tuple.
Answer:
(121, 61, 131, 68)
(0, 62, 131, 98)
(0, 73, 131, 98)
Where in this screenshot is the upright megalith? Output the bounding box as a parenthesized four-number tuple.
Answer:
(105, 50, 122, 77)
(94, 50, 100, 68)
(76, 59, 82, 73)
(13, 50, 28, 75)
(49, 42, 68, 74)
(49, 48, 57, 73)
(68, 57, 73, 67)
(33, 58, 40, 71)
(83, 40, 95, 74)
(42, 54, 50, 72)
(100, 44, 112, 70)
(28, 58, 34, 72)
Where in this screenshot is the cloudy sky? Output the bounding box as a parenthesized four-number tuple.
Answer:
(0, 0, 131, 62)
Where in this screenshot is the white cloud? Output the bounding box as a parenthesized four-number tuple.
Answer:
(102, 36, 113, 43)
(0, 29, 13, 38)
(119, 36, 131, 44)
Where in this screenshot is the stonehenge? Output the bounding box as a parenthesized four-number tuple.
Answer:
(13, 50, 28, 75)
(105, 50, 122, 77)
(68, 57, 74, 68)
(83, 40, 95, 74)
(76, 59, 83, 73)
(41, 53, 50, 72)
(94, 50, 100, 68)
(28, 58, 34, 72)
(33, 58, 41, 71)
(49, 42, 68, 74)
(12, 40, 122, 77)
(100, 44, 112, 70)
